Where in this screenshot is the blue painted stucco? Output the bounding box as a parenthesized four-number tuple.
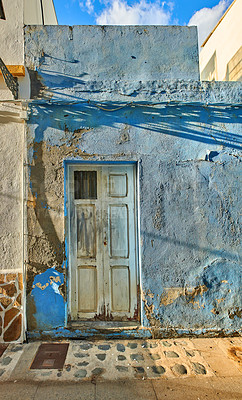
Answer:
(24, 26, 241, 338)
(28, 268, 65, 330)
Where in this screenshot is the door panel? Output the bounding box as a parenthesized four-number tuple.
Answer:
(109, 205, 129, 258)
(111, 266, 130, 312)
(76, 205, 96, 258)
(78, 266, 97, 312)
(68, 163, 138, 321)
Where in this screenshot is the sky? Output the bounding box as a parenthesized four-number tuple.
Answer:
(53, 0, 233, 48)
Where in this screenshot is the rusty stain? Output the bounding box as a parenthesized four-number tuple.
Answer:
(228, 346, 242, 364)
(216, 297, 225, 304)
(27, 192, 37, 209)
(160, 287, 184, 306)
(228, 307, 242, 320)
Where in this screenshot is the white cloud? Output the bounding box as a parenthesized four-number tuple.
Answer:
(188, 0, 232, 49)
(79, 0, 94, 14)
(96, 0, 172, 25)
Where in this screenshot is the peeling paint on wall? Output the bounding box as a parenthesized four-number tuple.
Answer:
(27, 268, 65, 331)
(24, 25, 241, 338)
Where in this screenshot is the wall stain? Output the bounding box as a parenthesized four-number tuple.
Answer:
(228, 346, 242, 365)
(228, 307, 242, 320)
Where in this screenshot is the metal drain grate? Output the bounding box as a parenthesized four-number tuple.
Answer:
(0, 344, 8, 357)
(30, 343, 69, 370)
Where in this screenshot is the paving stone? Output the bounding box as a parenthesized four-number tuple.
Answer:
(96, 354, 106, 361)
(10, 345, 23, 352)
(79, 343, 93, 350)
(65, 365, 71, 372)
(92, 367, 105, 376)
(117, 344, 125, 352)
(118, 355, 126, 361)
(134, 366, 145, 374)
(116, 365, 128, 372)
(127, 343, 137, 349)
(150, 343, 158, 348)
(78, 361, 89, 367)
(164, 351, 179, 358)
(0, 369, 5, 376)
(141, 342, 149, 348)
(1, 356, 12, 366)
(57, 372, 62, 377)
(152, 365, 166, 375)
(172, 364, 188, 375)
(192, 362, 207, 375)
(74, 353, 89, 358)
(130, 354, 144, 361)
(98, 344, 110, 351)
(149, 353, 160, 360)
(74, 369, 87, 378)
(185, 350, 195, 357)
(161, 341, 172, 347)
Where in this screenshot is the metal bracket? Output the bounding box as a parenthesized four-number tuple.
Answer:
(0, 58, 19, 99)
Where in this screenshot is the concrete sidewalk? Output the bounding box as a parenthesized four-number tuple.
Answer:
(0, 337, 241, 399)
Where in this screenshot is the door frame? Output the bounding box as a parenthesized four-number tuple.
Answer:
(64, 160, 141, 325)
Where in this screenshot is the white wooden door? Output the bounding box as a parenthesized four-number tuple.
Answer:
(67, 164, 138, 321)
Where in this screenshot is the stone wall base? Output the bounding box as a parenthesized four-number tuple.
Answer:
(0, 272, 23, 342)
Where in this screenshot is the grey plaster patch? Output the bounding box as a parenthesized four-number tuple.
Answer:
(127, 343, 137, 349)
(162, 341, 172, 347)
(1, 357, 12, 366)
(79, 343, 93, 350)
(0, 369, 5, 376)
(117, 344, 125, 352)
(98, 345, 110, 351)
(152, 366, 166, 375)
(172, 364, 187, 375)
(10, 346, 23, 352)
(149, 353, 160, 360)
(74, 369, 87, 378)
(192, 362, 207, 375)
(74, 353, 89, 358)
(164, 351, 179, 358)
(130, 354, 144, 361)
(118, 355, 126, 361)
(116, 365, 128, 372)
(96, 354, 106, 361)
(185, 350, 195, 357)
(78, 361, 89, 367)
(92, 367, 105, 376)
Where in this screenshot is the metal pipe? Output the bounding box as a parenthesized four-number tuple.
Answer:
(40, 0, 45, 25)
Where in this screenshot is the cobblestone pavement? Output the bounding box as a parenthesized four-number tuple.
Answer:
(0, 337, 241, 383)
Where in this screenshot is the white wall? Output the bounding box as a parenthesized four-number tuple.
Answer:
(200, 0, 242, 81)
(24, 0, 57, 25)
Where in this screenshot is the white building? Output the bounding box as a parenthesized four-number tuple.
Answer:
(200, 0, 242, 81)
(0, 0, 57, 342)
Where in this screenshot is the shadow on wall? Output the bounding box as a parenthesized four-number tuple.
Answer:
(30, 102, 242, 149)
(27, 101, 241, 280)
(26, 102, 241, 331)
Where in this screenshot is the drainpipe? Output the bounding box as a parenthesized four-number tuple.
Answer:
(40, 0, 45, 25)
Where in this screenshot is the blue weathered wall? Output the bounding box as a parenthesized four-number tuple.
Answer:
(24, 26, 241, 339)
